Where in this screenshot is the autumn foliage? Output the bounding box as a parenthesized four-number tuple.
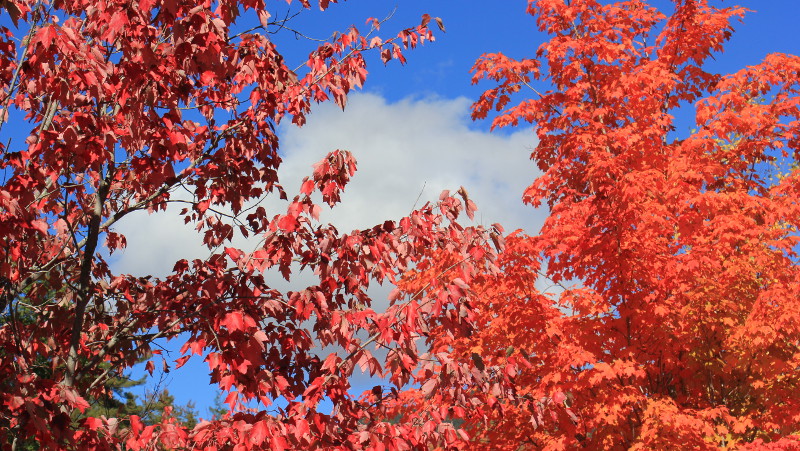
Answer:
(390, 0, 800, 449)
(0, 0, 502, 449)
(2, 0, 800, 449)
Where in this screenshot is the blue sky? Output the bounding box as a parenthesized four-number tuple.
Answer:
(267, 0, 800, 112)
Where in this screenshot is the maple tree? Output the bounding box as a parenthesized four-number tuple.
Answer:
(0, 0, 503, 449)
(390, 0, 800, 449)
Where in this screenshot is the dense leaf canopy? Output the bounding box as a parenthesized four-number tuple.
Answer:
(1, 0, 799, 449)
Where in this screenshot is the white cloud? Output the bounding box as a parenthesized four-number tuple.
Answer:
(279, 93, 541, 233)
(111, 92, 543, 278)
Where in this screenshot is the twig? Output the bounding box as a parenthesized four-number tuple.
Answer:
(0, 5, 42, 135)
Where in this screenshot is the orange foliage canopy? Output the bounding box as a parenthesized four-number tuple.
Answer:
(393, 0, 800, 448)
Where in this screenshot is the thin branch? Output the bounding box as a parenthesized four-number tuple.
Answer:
(0, 5, 41, 136)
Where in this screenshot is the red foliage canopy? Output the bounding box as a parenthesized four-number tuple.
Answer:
(0, 0, 501, 449)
